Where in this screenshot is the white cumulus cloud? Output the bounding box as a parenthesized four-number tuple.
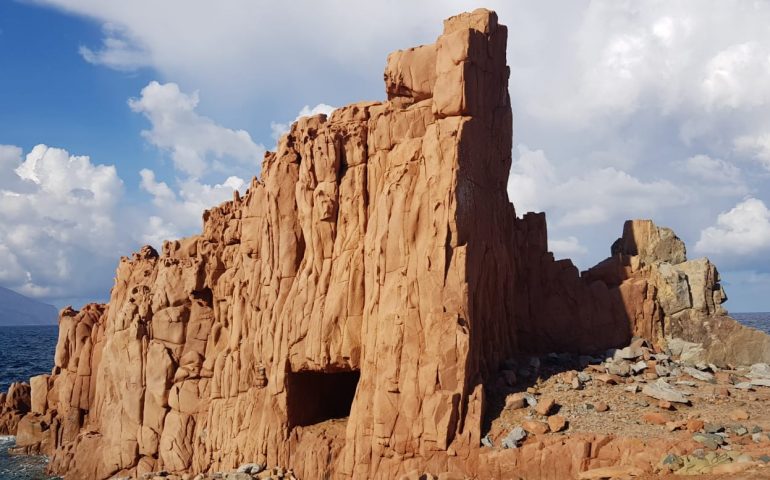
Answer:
(79, 23, 151, 71)
(15, 1, 770, 311)
(0, 144, 125, 303)
(549, 236, 588, 258)
(139, 169, 245, 239)
(507, 144, 688, 228)
(270, 103, 336, 141)
(695, 198, 770, 256)
(129, 81, 265, 178)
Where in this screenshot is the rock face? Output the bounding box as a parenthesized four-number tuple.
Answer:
(2, 8, 768, 480)
(586, 219, 770, 366)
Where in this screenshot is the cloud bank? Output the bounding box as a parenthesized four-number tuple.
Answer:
(7, 0, 770, 310)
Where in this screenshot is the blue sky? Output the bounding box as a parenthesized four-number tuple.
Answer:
(1, 0, 770, 312)
(1, 2, 154, 183)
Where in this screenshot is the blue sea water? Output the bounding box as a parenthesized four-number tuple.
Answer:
(0, 326, 59, 479)
(0, 316, 768, 478)
(731, 312, 770, 335)
(0, 436, 54, 480)
(0, 326, 58, 393)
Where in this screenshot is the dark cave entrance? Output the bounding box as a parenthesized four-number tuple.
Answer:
(287, 370, 360, 428)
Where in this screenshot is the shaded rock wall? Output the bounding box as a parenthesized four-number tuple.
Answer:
(2, 8, 768, 480)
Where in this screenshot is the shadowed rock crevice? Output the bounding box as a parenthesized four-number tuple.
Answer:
(287, 371, 360, 428)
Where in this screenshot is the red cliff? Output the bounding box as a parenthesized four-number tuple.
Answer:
(5, 9, 769, 480)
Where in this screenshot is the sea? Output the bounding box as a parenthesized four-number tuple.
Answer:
(0, 326, 59, 479)
(0, 315, 769, 478)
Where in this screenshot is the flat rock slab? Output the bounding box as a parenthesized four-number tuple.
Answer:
(642, 380, 690, 404)
(684, 367, 714, 382)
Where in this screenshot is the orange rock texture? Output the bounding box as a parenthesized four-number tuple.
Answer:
(5, 8, 769, 480)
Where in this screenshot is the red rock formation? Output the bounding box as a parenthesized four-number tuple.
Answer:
(586, 219, 770, 365)
(0, 382, 30, 435)
(2, 8, 767, 480)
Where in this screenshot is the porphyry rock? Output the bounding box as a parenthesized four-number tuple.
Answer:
(547, 415, 567, 433)
(535, 398, 556, 416)
(1, 7, 768, 480)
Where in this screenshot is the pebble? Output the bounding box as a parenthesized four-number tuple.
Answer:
(686, 419, 705, 433)
(522, 420, 550, 435)
(237, 464, 265, 475)
(535, 398, 556, 416)
(505, 394, 527, 410)
(684, 367, 715, 382)
(506, 392, 537, 409)
(692, 432, 724, 450)
(661, 453, 683, 471)
(608, 362, 631, 377)
(631, 361, 647, 374)
(501, 427, 527, 449)
(642, 412, 670, 425)
(547, 415, 567, 433)
(704, 423, 724, 434)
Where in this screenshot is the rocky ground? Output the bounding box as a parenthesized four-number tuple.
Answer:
(122, 463, 297, 480)
(481, 337, 770, 478)
(127, 337, 770, 480)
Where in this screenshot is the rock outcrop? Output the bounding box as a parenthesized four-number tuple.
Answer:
(1, 8, 768, 480)
(0, 382, 30, 434)
(586, 219, 770, 366)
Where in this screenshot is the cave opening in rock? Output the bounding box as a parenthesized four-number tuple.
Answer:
(287, 370, 360, 428)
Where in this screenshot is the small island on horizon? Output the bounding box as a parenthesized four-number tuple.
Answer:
(0, 286, 57, 327)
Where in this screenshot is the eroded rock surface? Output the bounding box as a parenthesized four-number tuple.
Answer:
(0, 382, 30, 435)
(0, 8, 768, 480)
(586, 219, 770, 366)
